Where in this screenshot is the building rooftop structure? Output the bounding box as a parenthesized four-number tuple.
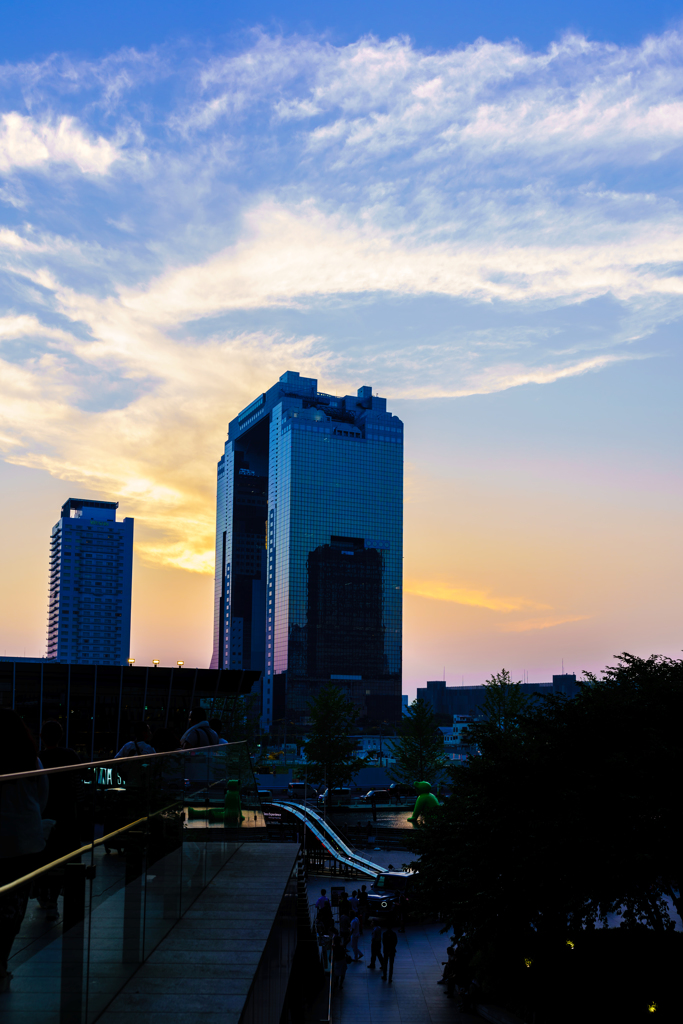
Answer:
(419, 674, 580, 718)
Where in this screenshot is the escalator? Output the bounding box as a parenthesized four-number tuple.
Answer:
(269, 799, 384, 877)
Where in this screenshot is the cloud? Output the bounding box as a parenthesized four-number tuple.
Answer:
(404, 579, 550, 613)
(501, 614, 590, 632)
(0, 112, 119, 174)
(1, 29, 683, 572)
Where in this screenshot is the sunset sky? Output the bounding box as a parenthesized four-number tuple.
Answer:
(1, 1, 682, 696)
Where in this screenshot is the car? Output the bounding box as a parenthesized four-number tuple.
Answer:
(359, 789, 391, 804)
(366, 871, 415, 918)
(317, 786, 352, 805)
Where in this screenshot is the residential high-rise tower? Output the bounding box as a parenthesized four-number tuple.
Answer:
(47, 498, 134, 664)
(211, 372, 403, 730)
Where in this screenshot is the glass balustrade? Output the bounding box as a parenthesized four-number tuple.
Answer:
(0, 742, 263, 1023)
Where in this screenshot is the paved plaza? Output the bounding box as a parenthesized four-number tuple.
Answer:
(330, 918, 468, 1024)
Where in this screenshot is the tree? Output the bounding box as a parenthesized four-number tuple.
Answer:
(478, 668, 529, 735)
(386, 698, 448, 785)
(410, 654, 683, 1022)
(302, 684, 365, 801)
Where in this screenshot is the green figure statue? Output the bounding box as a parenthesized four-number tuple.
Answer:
(223, 778, 245, 826)
(407, 780, 440, 825)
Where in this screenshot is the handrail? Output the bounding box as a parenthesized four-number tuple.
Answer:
(275, 800, 384, 873)
(0, 815, 148, 896)
(0, 740, 248, 782)
(272, 800, 382, 877)
(0, 752, 253, 896)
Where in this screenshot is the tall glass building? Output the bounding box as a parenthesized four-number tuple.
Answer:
(47, 498, 134, 664)
(211, 371, 403, 730)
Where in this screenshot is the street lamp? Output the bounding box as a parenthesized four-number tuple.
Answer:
(127, 658, 135, 667)
(177, 660, 184, 668)
(153, 659, 160, 667)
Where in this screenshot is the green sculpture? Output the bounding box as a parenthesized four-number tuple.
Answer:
(407, 780, 440, 825)
(223, 778, 245, 826)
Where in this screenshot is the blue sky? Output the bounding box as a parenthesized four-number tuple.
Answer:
(0, 1, 681, 682)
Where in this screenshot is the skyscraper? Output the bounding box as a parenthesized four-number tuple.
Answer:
(211, 371, 403, 730)
(47, 498, 134, 665)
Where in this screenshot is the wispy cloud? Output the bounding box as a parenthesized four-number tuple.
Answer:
(501, 614, 590, 632)
(404, 579, 550, 613)
(1, 29, 683, 570)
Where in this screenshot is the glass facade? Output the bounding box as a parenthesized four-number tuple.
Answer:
(212, 372, 403, 729)
(47, 499, 133, 665)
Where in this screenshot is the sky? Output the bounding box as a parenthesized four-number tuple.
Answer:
(0, 1, 682, 695)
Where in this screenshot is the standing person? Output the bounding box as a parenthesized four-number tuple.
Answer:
(381, 923, 398, 983)
(350, 913, 363, 961)
(315, 888, 331, 914)
(397, 890, 407, 933)
(0, 710, 49, 992)
(339, 890, 351, 920)
(349, 890, 359, 918)
(209, 719, 228, 744)
(115, 722, 155, 757)
(339, 911, 351, 950)
(358, 884, 369, 928)
(367, 922, 384, 971)
(331, 935, 347, 991)
(35, 721, 80, 919)
(180, 709, 219, 749)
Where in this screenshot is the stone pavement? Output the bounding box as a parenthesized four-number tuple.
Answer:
(331, 920, 467, 1024)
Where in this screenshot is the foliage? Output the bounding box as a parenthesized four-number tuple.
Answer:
(475, 667, 529, 737)
(386, 698, 448, 785)
(302, 684, 365, 799)
(410, 654, 683, 1022)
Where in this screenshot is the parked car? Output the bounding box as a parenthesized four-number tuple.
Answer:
(287, 781, 317, 800)
(366, 871, 415, 918)
(257, 789, 273, 802)
(317, 786, 352, 805)
(359, 789, 391, 804)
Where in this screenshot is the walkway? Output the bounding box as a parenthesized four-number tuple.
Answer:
(332, 920, 467, 1024)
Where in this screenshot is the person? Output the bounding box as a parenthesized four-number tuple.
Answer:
(349, 890, 359, 916)
(318, 901, 334, 933)
(209, 718, 228, 744)
(350, 913, 363, 961)
(437, 944, 455, 984)
(180, 709, 219, 749)
(316, 888, 331, 913)
(339, 890, 351, 920)
(339, 912, 351, 950)
(381, 924, 398, 983)
(35, 721, 80, 919)
(358, 884, 369, 927)
(0, 709, 49, 992)
(115, 722, 155, 758)
(331, 935, 347, 991)
(397, 890, 407, 932)
(367, 922, 384, 971)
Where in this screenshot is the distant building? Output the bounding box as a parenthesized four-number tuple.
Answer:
(211, 371, 403, 730)
(402, 694, 409, 714)
(46, 498, 134, 665)
(418, 675, 580, 717)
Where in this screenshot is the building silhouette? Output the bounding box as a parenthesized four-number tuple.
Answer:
(211, 371, 403, 729)
(417, 674, 580, 718)
(47, 498, 133, 664)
